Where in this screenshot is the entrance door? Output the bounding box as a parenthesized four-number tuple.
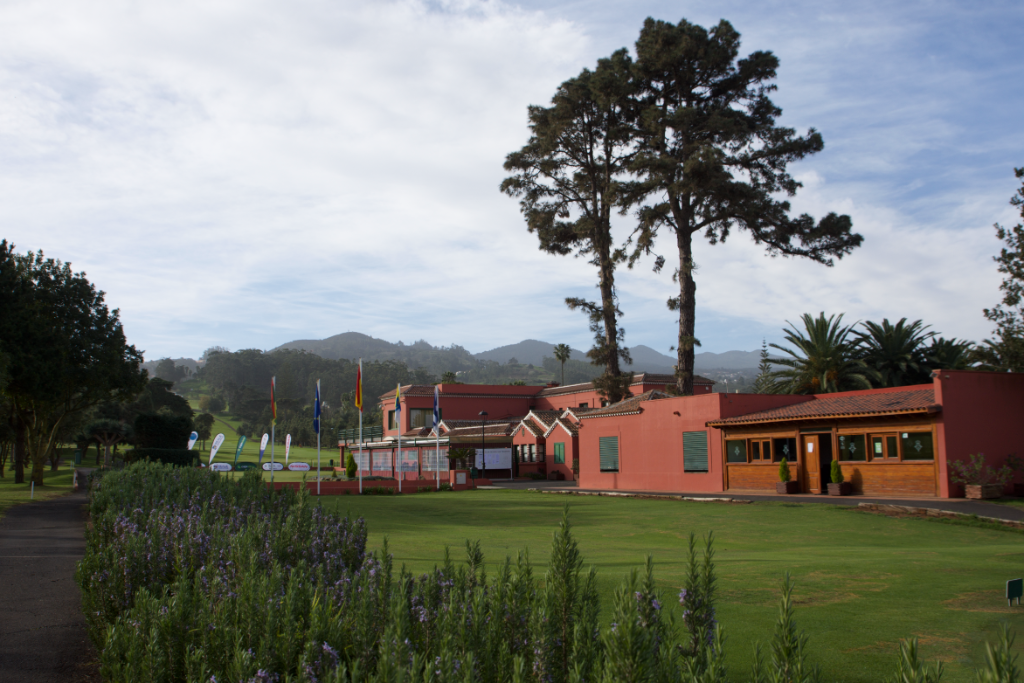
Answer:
(802, 435, 823, 493)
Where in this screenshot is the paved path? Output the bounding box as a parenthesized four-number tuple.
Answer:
(0, 480, 99, 682)
(492, 479, 1024, 523)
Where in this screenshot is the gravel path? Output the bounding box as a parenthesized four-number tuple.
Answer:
(0, 481, 100, 682)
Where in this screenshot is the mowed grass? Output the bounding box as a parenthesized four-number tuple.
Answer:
(320, 490, 1024, 683)
(0, 465, 75, 519)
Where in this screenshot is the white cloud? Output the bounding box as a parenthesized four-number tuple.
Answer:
(0, 0, 1021, 359)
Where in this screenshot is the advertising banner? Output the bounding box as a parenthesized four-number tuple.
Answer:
(288, 462, 310, 471)
(187, 431, 199, 451)
(398, 449, 418, 472)
(372, 450, 392, 471)
(236, 462, 258, 471)
(421, 449, 448, 472)
(474, 448, 512, 470)
(285, 434, 292, 463)
(259, 433, 270, 462)
(262, 462, 284, 471)
(210, 463, 233, 472)
(209, 433, 226, 465)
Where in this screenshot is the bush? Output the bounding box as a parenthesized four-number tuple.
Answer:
(345, 450, 357, 478)
(949, 453, 1012, 486)
(830, 459, 844, 484)
(125, 448, 196, 468)
(779, 458, 791, 482)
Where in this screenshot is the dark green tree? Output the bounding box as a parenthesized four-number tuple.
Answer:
(502, 50, 637, 402)
(768, 313, 874, 394)
(626, 18, 862, 395)
(194, 412, 215, 450)
(553, 343, 572, 385)
(753, 339, 774, 394)
(86, 419, 131, 469)
(855, 318, 935, 387)
(0, 242, 147, 484)
(925, 338, 975, 371)
(981, 167, 1024, 372)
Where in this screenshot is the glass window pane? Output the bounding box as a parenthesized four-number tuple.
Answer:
(901, 432, 935, 460)
(871, 436, 884, 460)
(761, 440, 772, 462)
(726, 440, 748, 463)
(773, 438, 797, 462)
(839, 434, 866, 461)
(886, 436, 898, 460)
(751, 441, 761, 461)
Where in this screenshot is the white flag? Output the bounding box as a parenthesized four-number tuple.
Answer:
(187, 431, 199, 451)
(209, 433, 226, 465)
(285, 434, 292, 463)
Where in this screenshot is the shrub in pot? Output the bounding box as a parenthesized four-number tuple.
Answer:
(776, 458, 799, 494)
(949, 453, 1011, 500)
(826, 459, 852, 496)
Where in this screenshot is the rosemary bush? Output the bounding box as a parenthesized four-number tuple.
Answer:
(80, 462, 1019, 683)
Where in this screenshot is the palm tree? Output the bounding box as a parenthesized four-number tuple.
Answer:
(925, 337, 976, 372)
(855, 318, 935, 387)
(769, 313, 874, 394)
(553, 344, 572, 385)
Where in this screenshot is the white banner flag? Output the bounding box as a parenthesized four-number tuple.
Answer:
(209, 433, 226, 465)
(187, 431, 199, 451)
(285, 434, 292, 463)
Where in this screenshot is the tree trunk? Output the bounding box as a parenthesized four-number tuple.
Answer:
(95, 442, 101, 466)
(31, 451, 45, 486)
(14, 414, 25, 484)
(104, 443, 111, 469)
(675, 227, 697, 396)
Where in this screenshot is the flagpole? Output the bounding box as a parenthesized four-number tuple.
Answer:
(397, 384, 402, 494)
(317, 379, 321, 497)
(358, 359, 363, 495)
(270, 376, 276, 485)
(271, 423, 275, 484)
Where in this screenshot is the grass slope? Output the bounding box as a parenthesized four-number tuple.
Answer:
(0, 466, 75, 519)
(321, 490, 1024, 683)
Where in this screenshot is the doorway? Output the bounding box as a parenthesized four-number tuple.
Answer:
(801, 434, 833, 494)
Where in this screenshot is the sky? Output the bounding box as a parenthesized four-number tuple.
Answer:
(2, 0, 1022, 361)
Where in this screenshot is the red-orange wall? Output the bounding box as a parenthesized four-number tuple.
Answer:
(545, 426, 577, 481)
(577, 393, 809, 492)
(934, 370, 1024, 497)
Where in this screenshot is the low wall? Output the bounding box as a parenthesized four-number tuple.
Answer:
(270, 475, 489, 495)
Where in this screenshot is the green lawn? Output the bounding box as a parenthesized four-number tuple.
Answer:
(0, 465, 75, 519)
(320, 490, 1024, 683)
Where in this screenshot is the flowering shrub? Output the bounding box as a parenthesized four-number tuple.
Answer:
(80, 462, 1018, 682)
(948, 453, 1013, 486)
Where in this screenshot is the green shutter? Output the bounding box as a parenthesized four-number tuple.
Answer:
(554, 442, 565, 464)
(599, 436, 619, 472)
(683, 431, 709, 472)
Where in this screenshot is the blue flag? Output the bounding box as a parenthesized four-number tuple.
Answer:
(313, 379, 321, 435)
(433, 385, 440, 431)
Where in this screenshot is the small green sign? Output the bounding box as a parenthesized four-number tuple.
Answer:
(1008, 579, 1022, 606)
(236, 462, 258, 471)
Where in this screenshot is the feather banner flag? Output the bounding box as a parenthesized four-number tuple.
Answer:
(270, 376, 277, 426)
(209, 433, 225, 465)
(395, 383, 402, 419)
(233, 435, 247, 465)
(285, 434, 292, 463)
(313, 380, 321, 434)
(354, 365, 363, 412)
(433, 385, 440, 432)
(259, 433, 269, 463)
(187, 431, 199, 451)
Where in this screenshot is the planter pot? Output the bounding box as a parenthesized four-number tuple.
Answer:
(827, 482, 853, 496)
(965, 484, 1003, 500)
(776, 481, 800, 494)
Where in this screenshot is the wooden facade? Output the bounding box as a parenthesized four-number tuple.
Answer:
(720, 415, 939, 497)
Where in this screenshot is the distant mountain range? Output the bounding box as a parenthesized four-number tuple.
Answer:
(148, 333, 762, 379)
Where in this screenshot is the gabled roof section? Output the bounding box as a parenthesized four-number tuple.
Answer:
(579, 390, 673, 419)
(525, 409, 562, 431)
(562, 406, 597, 421)
(544, 417, 580, 438)
(707, 388, 940, 426)
(513, 418, 544, 438)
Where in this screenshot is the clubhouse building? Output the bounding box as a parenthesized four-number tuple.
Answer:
(354, 369, 1024, 498)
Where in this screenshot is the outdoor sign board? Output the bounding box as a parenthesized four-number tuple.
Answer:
(210, 463, 233, 472)
(456, 472, 467, 485)
(1008, 578, 1023, 606)
(236, 462, 258, 471)
(262, 462, 284, 471)
(287, 462, 310, 471)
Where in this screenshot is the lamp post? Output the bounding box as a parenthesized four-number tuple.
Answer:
(478, 411, 488, 480)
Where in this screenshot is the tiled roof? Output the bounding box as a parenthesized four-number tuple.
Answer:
(579, 390, 674, 419)
(526, 410, 562, 430)
(378, 385, 436, 399)
(400, 426, 443, 438)
(707, 388, 940, 426)
(378, 385, 542, 400)
(562, 406, 597, 420)
(444, 419, 521, 439)
(536, 373, 714, 398)
(514, 418, 544, 438)
(545, 417, 579, 437)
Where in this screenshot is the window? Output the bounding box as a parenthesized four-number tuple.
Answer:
(579, 402, 589, 409)
(538, 444, 546, 462)
(750, 439, 772, 462)
(871, 434, 899, 461)
(683, 431, 709, 472)
(553, 442, 565, 464)
(901, 432, 934, 461)
(725, 439, 748, 463)
(773, 438, 797, 462)
(838, 434, 867, 461)
(388, 410, 397, 430)
(410, 409, 434, 429)
(599, 436, 619, 472)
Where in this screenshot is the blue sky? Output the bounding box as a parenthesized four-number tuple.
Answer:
(1, 0, 1021, 360)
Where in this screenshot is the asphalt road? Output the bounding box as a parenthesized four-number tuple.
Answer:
(0, 484, 99, 682)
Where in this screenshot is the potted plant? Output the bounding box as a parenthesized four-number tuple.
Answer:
(826, 459, 853, 496)
(949, 453, 1012, 499)
(776, 458, 799, 494)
